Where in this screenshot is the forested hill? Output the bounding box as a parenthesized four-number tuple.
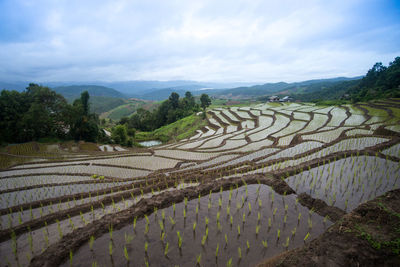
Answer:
(288, 56, 400, 103)
(212, 77, 361, 99)
(53, 85, 126, 99)
(347, 57, 400, 102)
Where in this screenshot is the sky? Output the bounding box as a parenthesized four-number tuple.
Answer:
(0, 0, 399, 83)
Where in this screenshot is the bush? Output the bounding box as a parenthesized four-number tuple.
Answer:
(127, 138, 133, 147)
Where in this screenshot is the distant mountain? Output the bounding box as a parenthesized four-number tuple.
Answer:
(97, 81, 257, 96)
(52, 85, 126, 99)
(0, 81, 29, 91)
(213, 77, 362, 99)
(135, 85, 220, 101)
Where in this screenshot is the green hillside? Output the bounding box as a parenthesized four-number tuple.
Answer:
(100, 99, 158, 120)
(53, 85, 125, 99)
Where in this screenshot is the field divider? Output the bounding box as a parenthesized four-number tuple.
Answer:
(297, 193, 346, 222)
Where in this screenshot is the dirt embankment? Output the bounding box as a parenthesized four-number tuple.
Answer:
(258, 188, 400, 267)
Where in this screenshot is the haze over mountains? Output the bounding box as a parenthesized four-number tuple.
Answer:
(0, 76, 362, 101)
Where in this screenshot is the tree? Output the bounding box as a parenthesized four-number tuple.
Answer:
(69, 91, 99, 142)
(200, 94, 211, 111)
(81, 91, 90, 115)
(169, 92, 180, 109)
(112, 124, 128, 145)
(184, 91, 195, 109)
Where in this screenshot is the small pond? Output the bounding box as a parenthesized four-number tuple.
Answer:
(139, 140, 162, 147)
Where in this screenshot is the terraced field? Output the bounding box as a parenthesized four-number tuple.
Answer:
(1, 100, 399, 267)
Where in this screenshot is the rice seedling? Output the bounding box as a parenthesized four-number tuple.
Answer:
(109, 224, 113, 240)
(291, 227, 297, 236)
(89, 235, 95, 250)
(227, 257, 233, 267)
(284, 237, 290, 249)
(304, 232, 310, 242)
(133, 216, 137, 231)
(169, 216, 176, 226)
(262, 240, 268, 249)
(108, 241, 113, 256)
(177, 231, 183, 249)
(164, 242, 169, 257)
(196, 253, 202, 266)
(201, 235, 207, 246)
(69, 250, 73, 266)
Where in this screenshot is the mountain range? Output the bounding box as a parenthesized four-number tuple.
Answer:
(0, 77, 363, 101)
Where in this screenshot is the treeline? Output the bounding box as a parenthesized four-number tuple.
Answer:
(288, 56, 400, 103)
(0, 83, 105, 144)
(118, 91, 210, 132)
(347, 57, 400, 102)
(285, 80, 360, 103)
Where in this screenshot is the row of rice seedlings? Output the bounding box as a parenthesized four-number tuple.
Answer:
(0, 181, 130, 209)
(0, 175, 98, 191)
(0, 181, 140, 229)
(2, 180, 187, 266)
(287, 155, 400, 211)
(66, 184, 329, 267)
(0, 175, 194, 229)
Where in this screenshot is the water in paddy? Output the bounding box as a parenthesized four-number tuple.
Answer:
(139, 140, 162, 147)
(286, 156, 400, 212)
(63, 184, 332, 267)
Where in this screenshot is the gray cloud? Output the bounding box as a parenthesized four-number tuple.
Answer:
(0, 0, 399, 82)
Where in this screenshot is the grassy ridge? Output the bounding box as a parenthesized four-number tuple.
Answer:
(135, 113, 207, 142)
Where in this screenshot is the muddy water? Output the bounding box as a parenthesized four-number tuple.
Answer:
(286, 156, 400, 211)
(63, 185, 331, 267)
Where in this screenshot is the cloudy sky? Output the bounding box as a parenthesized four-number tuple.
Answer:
(0, 0, 399, 83)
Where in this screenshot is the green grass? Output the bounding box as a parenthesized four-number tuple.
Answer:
(135, 113, 207, 143)
(389, 107, 400, 118)
(78, 142, 101, 151)
(106, 103, 140, 120)
(360, 105, 389, 117)
(100, 99, 154, 120)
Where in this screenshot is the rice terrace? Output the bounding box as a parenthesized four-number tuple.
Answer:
(1, 100, 400, 266)
(1, 1, 400, 266)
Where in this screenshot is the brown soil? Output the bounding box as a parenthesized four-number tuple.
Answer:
(258, 188, 400, 267)
(297, 193, 346, 222)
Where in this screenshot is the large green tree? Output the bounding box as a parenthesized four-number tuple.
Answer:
(200, 93, 211, 111)
(0, 83, 69, 143)
(69, 91, 100, 142)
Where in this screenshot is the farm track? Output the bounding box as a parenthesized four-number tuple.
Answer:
(1, 100, 399, 267)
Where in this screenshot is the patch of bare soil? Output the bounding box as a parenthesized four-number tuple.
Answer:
(258, 188, 400, 267)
